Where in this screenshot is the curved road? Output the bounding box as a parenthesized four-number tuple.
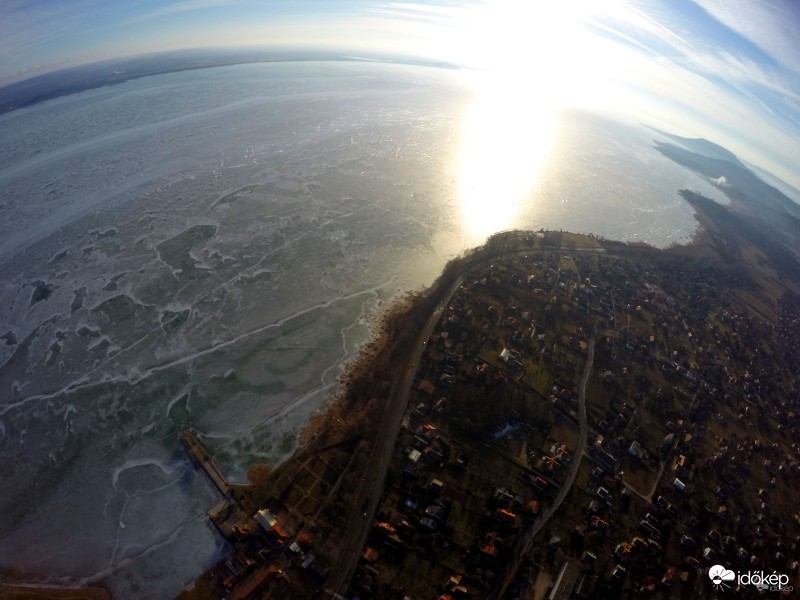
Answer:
(326, 247, 600, 598)
(325, 279, 459, 598)
(490, 328, 595, 599)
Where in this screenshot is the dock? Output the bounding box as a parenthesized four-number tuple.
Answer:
(180, 428, 232, 498)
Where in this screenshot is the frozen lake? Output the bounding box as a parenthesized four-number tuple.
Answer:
(0, 60, 726, 598)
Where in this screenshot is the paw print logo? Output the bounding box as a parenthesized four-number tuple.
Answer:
(708, 564, 735, 590)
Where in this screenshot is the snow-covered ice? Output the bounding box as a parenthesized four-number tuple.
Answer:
(0, 61, 725, 598)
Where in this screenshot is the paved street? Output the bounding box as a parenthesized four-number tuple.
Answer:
(490, 328, 595, 599)
(326, 278, 460, 598)
(327, 247, 602, 597)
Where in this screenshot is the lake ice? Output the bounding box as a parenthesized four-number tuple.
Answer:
(0, 60, 726, 598)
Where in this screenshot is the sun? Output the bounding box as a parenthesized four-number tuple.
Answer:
(449, 1, 598, 240)
(457, 76, 557, 239)
(433, 0, 628, 240)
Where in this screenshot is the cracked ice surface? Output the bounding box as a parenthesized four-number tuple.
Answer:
(0, 62, 468, 599)
(0, 60, 719, 598)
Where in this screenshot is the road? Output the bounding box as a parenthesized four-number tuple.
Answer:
(622, 435, 677, 503)
(489, 328, 595, 599)
(625, 459, 667, 503)
(326, 245, 603, 597)
(325, 278, 460, 597)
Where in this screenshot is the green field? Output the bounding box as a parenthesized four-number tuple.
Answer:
(522, 358, 550, 397)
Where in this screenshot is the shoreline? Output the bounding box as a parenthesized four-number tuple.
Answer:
(296, 290, 416, 449)
(295, 218, 722, 454)
(5, 199, 779, 599)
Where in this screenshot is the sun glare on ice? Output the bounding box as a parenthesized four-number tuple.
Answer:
(451, 0, 621, 240)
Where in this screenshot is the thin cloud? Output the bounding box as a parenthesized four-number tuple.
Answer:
(1, 0, 799, 188)
(692, 0, 800, 74)
(562, 2, 800, 187)
(126, 0, 242, 24)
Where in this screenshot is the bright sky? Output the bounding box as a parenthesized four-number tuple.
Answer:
(2, 0, 800, 190)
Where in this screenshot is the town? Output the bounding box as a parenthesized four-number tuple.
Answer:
(177, 229, 800, 600)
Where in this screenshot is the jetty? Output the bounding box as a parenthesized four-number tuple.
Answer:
(180, 428, 231, 498)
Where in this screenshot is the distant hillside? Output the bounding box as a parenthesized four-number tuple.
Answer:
(680, 189, 800, 284)
(654, 137, 800, 295)
(745, 160, 800, 206)
(0, 47, 457, 116)
(0, 48, 358, 114)
(0, 48, 281, 115)
(648, 127, 743, 165)
(654, 141, 800, 225)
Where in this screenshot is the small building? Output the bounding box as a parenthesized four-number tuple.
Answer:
(362, 547, 379, 564)
(528, 500, 540, 515)
(425, 504, 445, 521)
(254, 509, 278, 531)
(420, 517, 439, 531)
(495, 508, 517, 524)
(419, 380, 435, 395)
(628, 441, 643, 459)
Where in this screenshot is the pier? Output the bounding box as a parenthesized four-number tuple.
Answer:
(180, 428, 232, 498)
